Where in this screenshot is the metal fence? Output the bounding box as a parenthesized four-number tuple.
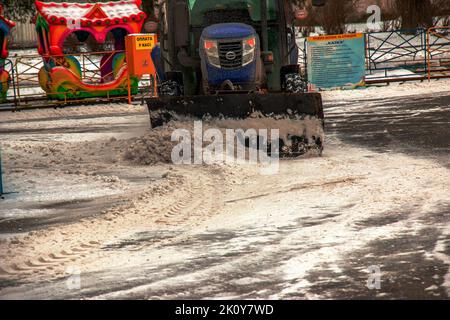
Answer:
(365, 28, 428, 83)
(1, 28, 449, 110)
(1, 51, 157, 110)
(427, 26, 450, 80)
(301, 27, 450, 86)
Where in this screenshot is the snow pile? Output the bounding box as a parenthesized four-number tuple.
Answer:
(207, 113, 324, 146)
(123, 127, 177, 165)
(321, 79, 450, 102)
(121, 113, 325, 165)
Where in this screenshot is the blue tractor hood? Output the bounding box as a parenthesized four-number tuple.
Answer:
(199, 22, 261, 90)
(202, 23, 256, 40)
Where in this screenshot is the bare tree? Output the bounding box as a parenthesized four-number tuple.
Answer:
(141, 0, 157, 20)
(1, 0, 35, 22)
(393, 0, 432, 29)
(311, 0, 359, 35)
(390, 0, 450, 30)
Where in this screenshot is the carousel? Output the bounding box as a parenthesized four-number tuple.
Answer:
(35, 0, 147, 100)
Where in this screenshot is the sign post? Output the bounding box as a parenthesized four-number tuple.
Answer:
(307, 33, 366, 91)
(0, 147, 4, 196)
(125, 33, 158, 104)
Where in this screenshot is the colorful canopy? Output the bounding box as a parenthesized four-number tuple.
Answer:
(35, 1, 146, 27)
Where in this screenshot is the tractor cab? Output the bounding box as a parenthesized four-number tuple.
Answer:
(156, 0, 302, 95)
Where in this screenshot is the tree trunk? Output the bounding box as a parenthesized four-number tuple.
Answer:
(397, 0, 433, 30)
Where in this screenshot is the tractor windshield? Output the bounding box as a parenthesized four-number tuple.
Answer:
(189, 0, 278, 26)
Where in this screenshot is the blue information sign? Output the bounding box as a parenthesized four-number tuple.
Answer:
(307, 33, 366, 90)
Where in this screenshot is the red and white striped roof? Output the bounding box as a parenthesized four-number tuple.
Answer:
(35, 1, 146, 26)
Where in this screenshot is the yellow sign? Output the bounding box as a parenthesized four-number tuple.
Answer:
(135, 35, 156, 50)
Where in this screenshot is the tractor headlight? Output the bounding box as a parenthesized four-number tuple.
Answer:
(242, 36, 256, 66)
(203, 39, 221, 68)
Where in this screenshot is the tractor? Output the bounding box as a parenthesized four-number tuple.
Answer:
(148, 0, 327, 156)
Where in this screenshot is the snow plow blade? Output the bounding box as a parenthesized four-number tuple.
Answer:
(147, 92, 325, 157)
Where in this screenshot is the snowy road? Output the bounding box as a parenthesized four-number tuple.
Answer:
(0, 81, 449, 299)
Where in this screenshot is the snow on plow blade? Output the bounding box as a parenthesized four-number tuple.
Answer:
(147, 92, 325, 157)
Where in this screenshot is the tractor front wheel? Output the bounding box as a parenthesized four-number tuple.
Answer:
(284, 73, 307, 93)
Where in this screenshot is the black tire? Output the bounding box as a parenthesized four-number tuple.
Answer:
(159, 80, 182, 96)
(159, 71, 184, 96)
(284, 73, 307, 93)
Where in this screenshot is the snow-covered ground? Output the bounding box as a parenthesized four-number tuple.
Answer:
(322, 78, 450, 100)
(0, 79, 449, 299)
